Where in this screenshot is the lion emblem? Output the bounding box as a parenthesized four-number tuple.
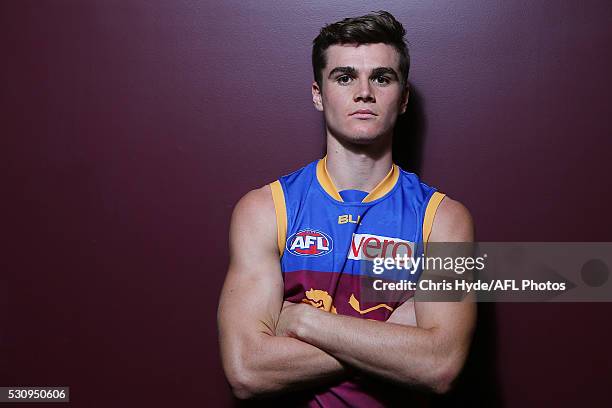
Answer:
(302, 289, 337, 314)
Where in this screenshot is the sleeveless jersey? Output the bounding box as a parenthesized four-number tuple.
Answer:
(269, 157, 445, 408)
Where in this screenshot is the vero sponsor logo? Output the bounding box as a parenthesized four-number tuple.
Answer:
(348, 233, 414, 261)
(286, 229, 333, 257)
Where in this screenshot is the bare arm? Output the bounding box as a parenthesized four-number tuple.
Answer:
(276, 197, 476, 393)
(217, 186, 347, 399)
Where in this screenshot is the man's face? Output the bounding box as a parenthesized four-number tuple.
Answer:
(313, 43, 408, 145)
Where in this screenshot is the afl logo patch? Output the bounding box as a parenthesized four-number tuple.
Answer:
(286, 229, 333, 257)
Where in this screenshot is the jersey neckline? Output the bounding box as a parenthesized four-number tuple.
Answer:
(315, 156, 400, 204)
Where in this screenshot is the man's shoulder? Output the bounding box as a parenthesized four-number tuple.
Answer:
(429, 196, 474, 242)
(228, 184, 281, 256)
(233, 185, 275, 222)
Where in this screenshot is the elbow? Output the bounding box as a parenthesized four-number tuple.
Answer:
(428, 355, 463, 395)
(227, 370, 255, 400)
(396, 355, 460, 395)
(220, 334, 275, 399)
(225, 365, 259, 400)
(230, 381, 255, 400)
(430, 374, 453, 395)
(225, 361, 271, 400)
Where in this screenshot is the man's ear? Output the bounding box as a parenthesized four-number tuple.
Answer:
(312, 81, 324, 112)
(399, 84, 410, 114)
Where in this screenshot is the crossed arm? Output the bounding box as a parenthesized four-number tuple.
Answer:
(217, 185, 476, 399)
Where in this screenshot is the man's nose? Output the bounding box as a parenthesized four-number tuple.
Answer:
(354, 79, 375, 103)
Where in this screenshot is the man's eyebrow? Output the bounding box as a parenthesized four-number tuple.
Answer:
(327, 66, 400, 80)
(328, 66, 357, 78)
(370, 67, 399, 80)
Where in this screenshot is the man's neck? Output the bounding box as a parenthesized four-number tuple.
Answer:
(325, 133, 394, 192)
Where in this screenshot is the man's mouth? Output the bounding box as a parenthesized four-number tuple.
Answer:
(350, 109, 377, 116)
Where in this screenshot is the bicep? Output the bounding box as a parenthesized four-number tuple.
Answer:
(218, 186, 284, 357)
(219, 259, 283, 337)
(414, 196, 476, 347)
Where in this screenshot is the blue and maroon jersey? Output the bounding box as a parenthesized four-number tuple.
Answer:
(269, 156, 445, 408)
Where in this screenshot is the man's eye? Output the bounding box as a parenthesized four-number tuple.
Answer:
(336, 75, 352, 85)
(374, 76, 390, 85)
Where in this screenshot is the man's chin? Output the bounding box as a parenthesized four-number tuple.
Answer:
(347, 136, 380, 145)
(335, 131, 387, 146)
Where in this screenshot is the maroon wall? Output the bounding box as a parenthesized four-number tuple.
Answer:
(2, 1, 611, 407)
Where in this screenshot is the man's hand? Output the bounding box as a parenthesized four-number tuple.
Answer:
(276, 301, 318, 338)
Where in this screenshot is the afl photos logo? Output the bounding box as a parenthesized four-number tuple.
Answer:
(286, 229, 333, 257)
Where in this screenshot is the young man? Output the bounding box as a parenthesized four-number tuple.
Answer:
(218, 11, 476, 407)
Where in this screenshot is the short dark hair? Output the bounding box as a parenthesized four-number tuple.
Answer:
(312, 11, 410, 88)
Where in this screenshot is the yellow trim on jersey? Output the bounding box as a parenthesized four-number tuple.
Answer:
(423, 191, 446, 245)
(317, 156, 400, 203)
(316, 156, 344, 202)
(270, 180, 287, 256)
(362, 164, 400, 203)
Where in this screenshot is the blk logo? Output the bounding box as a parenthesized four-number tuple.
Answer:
(338, 214, 361, 224)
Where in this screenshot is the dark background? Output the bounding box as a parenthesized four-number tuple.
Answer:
(2, 1, 612, 407)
